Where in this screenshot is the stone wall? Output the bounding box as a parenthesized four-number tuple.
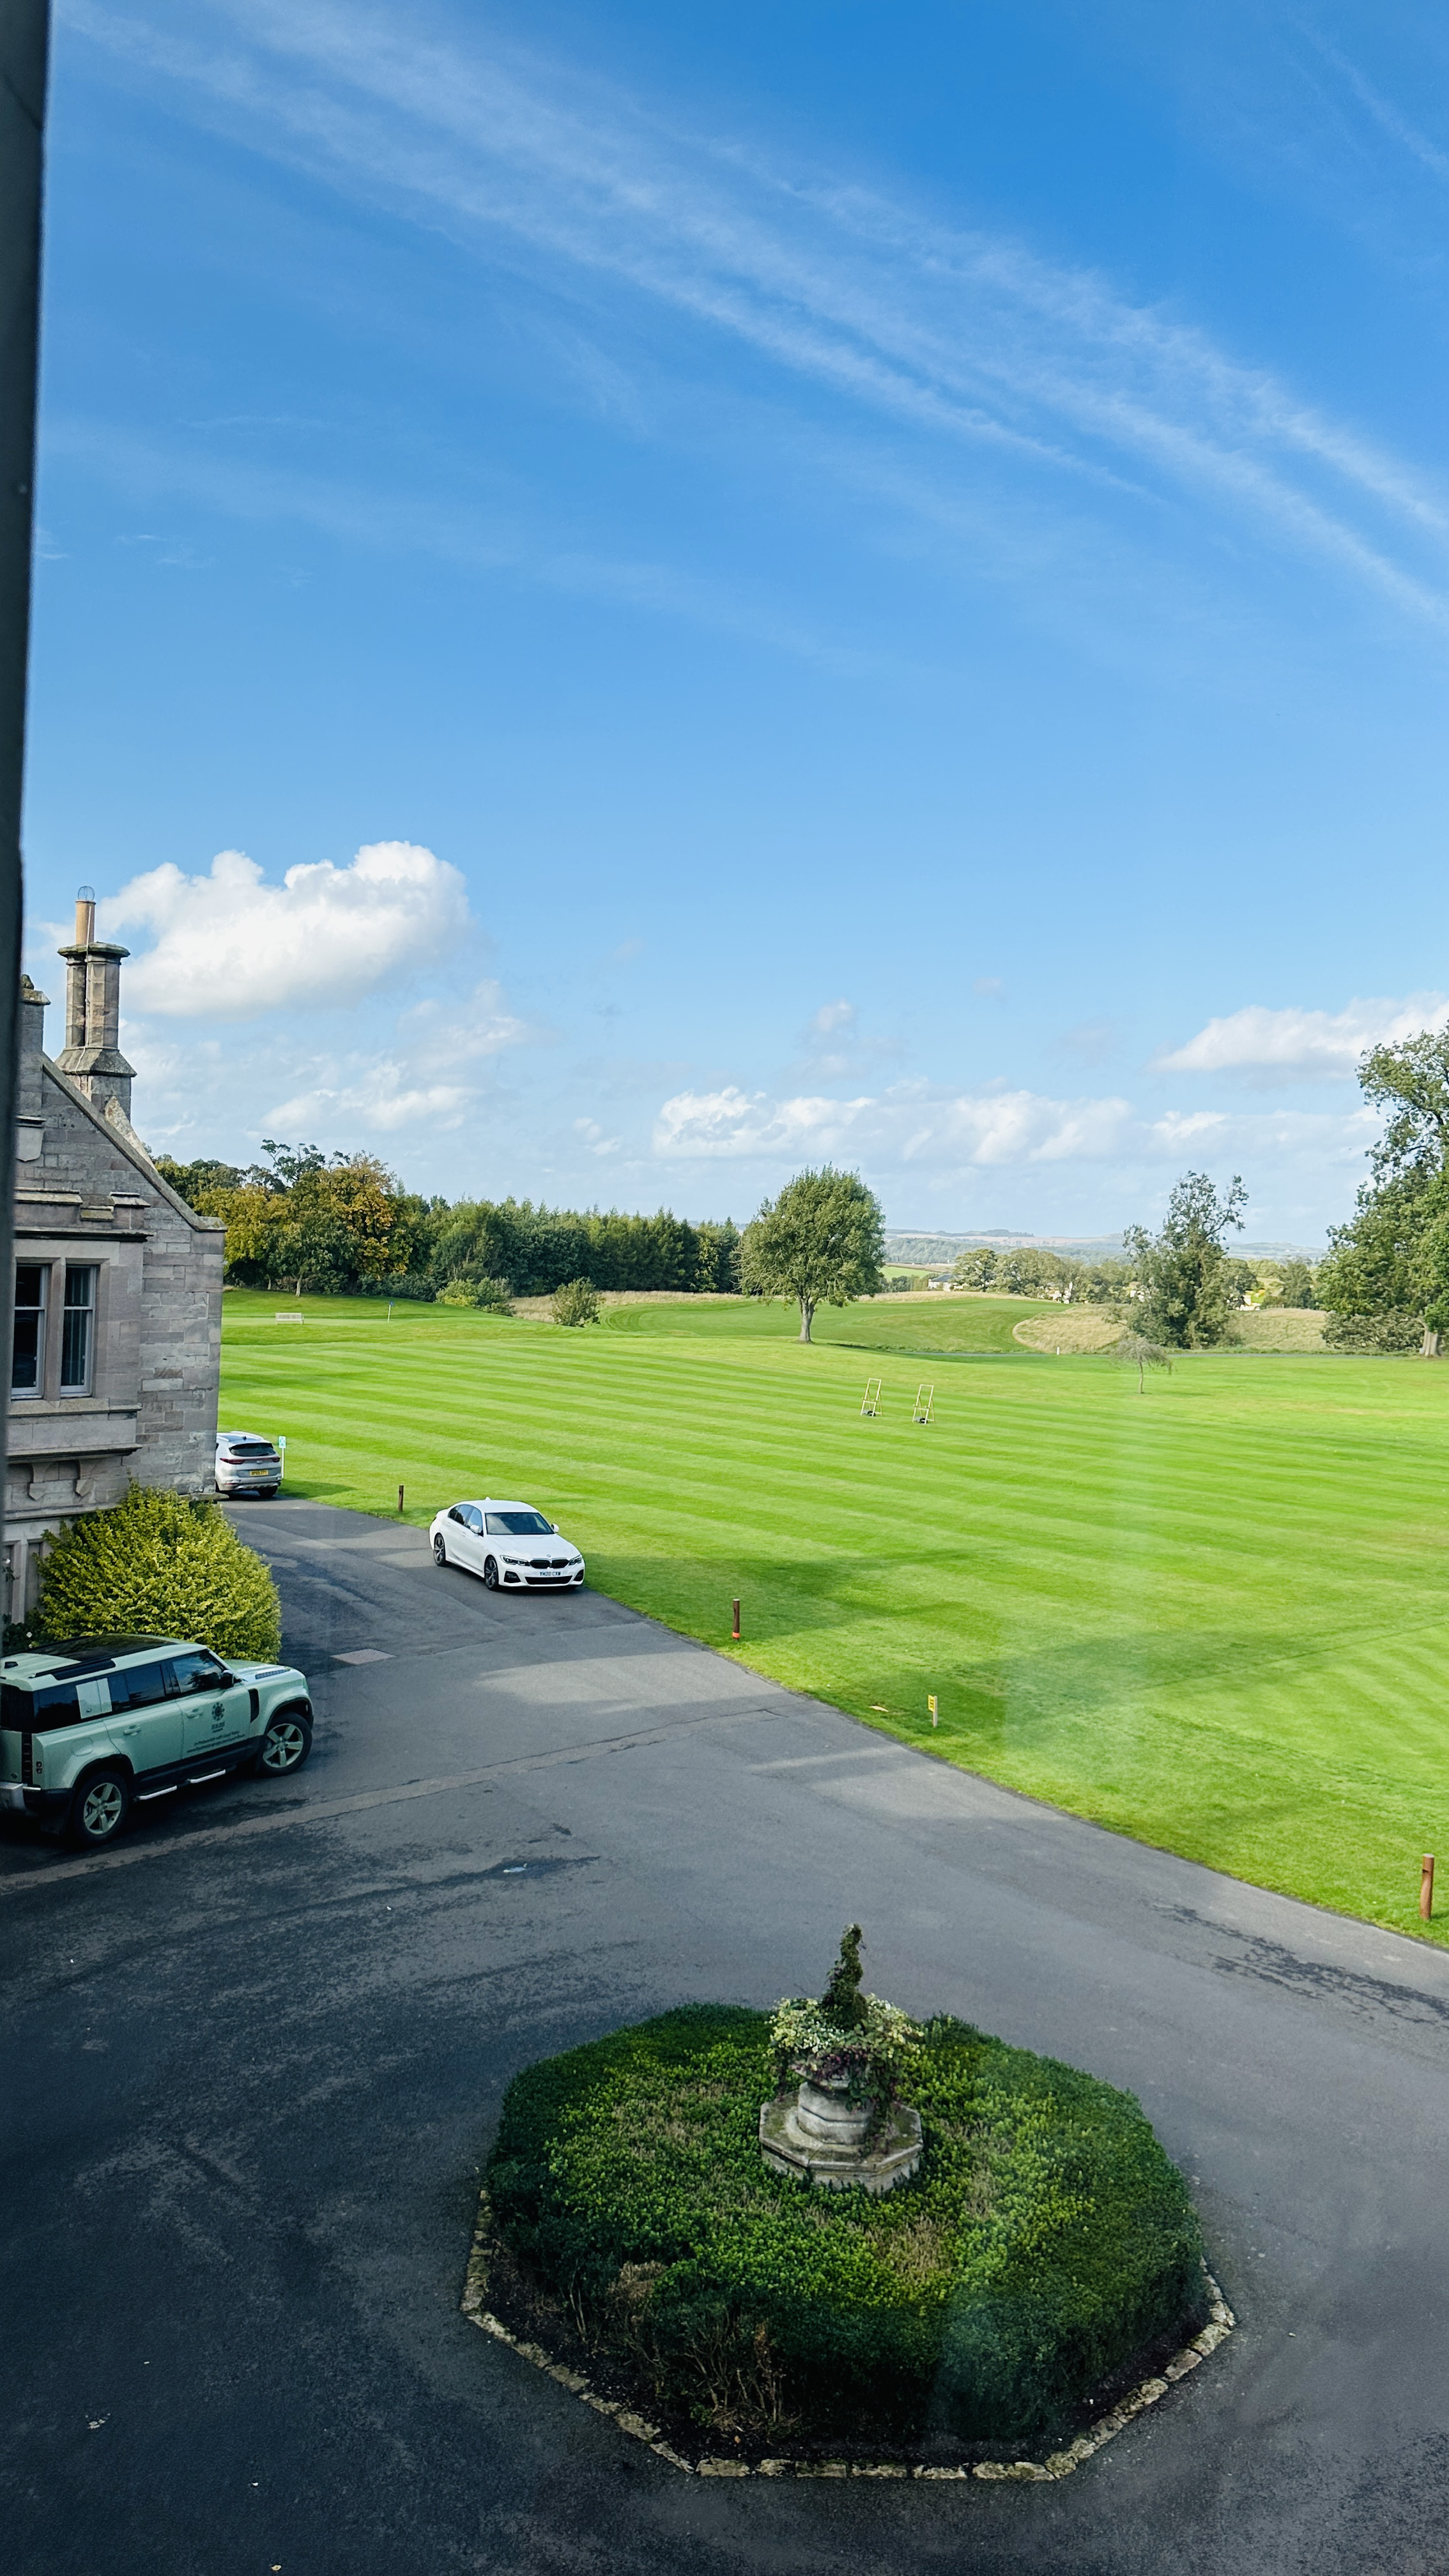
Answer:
(6, 995, 225, 1613)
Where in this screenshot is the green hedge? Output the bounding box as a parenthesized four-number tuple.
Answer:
(38, 1484, 282, 1661)
(486, 2006, 1206, 2446)
(1322, 1308, 1424, 1353)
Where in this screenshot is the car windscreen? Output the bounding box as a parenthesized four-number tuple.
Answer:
(485, 1510, 554, 1535)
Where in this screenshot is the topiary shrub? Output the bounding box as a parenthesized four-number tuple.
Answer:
(486, 2005, 1206, 2450)
(37, 1483, 282, 1660)
(551, 1278, 600, 1326)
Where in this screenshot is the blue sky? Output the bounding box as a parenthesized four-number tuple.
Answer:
(22, 0, 1449, 1241)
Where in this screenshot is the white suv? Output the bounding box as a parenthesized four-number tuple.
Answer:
(216, 1430, 282, 1498)
(0, 1635, 314, 1846)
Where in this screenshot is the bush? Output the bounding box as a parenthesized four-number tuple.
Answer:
(436, 1275, 513, 1312)
(1323, 1308, 1424, 1353)
(551, 1278, 601, 1327)
(37, 1484, 282, 1660)
(486, 2006, 1205, 2447)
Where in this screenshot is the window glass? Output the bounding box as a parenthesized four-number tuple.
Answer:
(61, 1266, 96, 1393)
(486, 1510, 553, 1535)
(107, 1660, 174, 1713)
(8, 1679, 103, 1741)
(11, 1262, 47, 1395)
(166, 1651, 227, 1696)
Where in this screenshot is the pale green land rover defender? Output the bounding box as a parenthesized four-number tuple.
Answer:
(0, 1637, 314, 1848)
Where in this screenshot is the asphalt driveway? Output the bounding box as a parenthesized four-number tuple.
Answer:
(4, 1498, 1448, 2575)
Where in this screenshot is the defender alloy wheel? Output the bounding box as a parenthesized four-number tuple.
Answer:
(67, 1766, 132, 1849)
(256, 1713, 312, 1775)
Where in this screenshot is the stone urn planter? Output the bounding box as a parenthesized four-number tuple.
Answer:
(760, 2073, 923, 2195)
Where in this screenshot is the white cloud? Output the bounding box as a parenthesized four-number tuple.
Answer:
(396, 979, 535, 1066)
(1156, 994, 1449, 1080)
(654, 1082, 1134, 1165)
(809, 1000, 855, 1037)
(256, 978, 531, 1133)
(264, 1069, 477, 1131)
(574, 1117, 623, 1157)
(102, 840, 471, 1018)
(652, 1082, 1382, 1195)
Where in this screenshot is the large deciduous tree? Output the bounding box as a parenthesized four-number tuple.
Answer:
(739, 1166, 885, 1342)
(194, 1141, 427, 1295)
(1124, 1170, 1247, 1349)
(1316, 1030, 1449, 1354)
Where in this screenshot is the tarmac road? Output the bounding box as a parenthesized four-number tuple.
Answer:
(4, 1498, 1449, 2576)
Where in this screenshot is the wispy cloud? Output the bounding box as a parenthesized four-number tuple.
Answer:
(653, 1078, 1381, 1188)
(45, 417, 879, 674)
(65, 0, 1449, 631)
(1156, 993, 1449, 1081)
(1305, 31, 1449, 186)
(654, 1080, 1135, 1165)
(111, 970, 535, 1154)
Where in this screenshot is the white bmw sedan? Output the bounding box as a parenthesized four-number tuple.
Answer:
(430, 1498, 585, 1593)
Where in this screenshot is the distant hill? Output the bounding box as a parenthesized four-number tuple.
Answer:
(884, 1229, 1326, 1267)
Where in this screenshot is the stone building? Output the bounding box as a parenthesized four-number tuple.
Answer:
(5, 893, 225, 1618)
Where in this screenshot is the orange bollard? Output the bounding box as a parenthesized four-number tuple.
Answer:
(732, 1599, 740, 1640)
(1422, 1855, 1436, 1921)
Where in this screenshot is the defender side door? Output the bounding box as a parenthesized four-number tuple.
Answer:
(103, 1659, 184, 1785)
(172, 1651, 254, 1772)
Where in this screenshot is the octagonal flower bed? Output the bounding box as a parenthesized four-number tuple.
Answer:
(484, 1999, 1208, 2456)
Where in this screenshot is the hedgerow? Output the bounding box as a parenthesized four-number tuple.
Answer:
(486, 2006, 1206, 2445)
(37, 1483, 282, 1660)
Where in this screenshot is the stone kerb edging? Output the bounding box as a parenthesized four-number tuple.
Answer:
(459, 2191, 1236, 2483)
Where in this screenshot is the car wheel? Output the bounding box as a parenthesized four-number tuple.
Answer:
(66, 1765, 132, 1849)
(433, 1533, 447, 1566)
(483, 1554, 500, 1590)
(254, 1710, 313, 1775)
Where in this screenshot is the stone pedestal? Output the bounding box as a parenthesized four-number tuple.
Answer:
(760, 2077, 923, 2195)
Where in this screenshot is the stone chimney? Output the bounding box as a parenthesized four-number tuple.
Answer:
(57, 884, 135, 1119)
(17, 973, 46, 1119)
(15, 973, 47, 1163)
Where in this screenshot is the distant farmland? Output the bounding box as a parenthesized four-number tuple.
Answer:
(221, 1287, 1449, 1945)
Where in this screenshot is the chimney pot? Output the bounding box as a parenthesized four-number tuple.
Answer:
(74, 885, 96, 945)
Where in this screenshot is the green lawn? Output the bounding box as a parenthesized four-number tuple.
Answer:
(220, 1287, 1449, 1944)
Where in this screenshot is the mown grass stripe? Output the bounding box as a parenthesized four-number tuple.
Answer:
(220, 1288, 1449, 1940)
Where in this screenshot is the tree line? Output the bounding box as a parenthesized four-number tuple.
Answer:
(155, 1142, 742, 1301)
(946, 1232, 1317, 1324)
